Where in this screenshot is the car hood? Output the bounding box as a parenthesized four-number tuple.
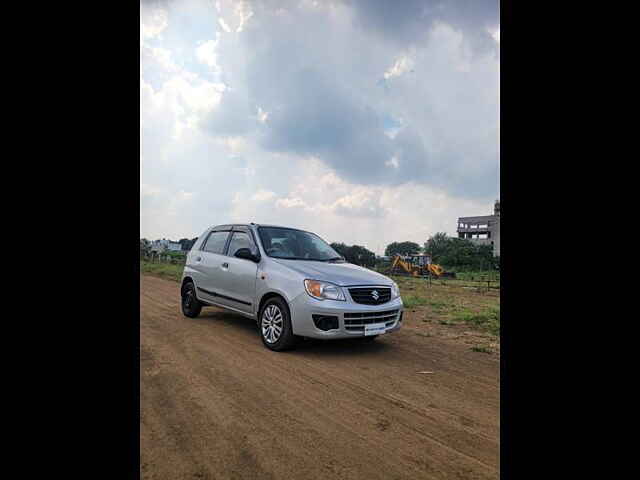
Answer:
(272, 259, 393, 286)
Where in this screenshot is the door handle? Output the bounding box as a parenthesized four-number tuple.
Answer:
(222, 262, 229, 269)
(195, 256, 202, 262)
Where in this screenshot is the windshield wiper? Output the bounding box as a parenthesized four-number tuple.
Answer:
(322, 257, 345, 262)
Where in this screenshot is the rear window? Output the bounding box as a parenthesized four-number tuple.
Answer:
(202, 231, 229, 254)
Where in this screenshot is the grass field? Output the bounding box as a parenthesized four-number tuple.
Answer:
(390, 275, 500, 338)
(140, 260, 183, 282)
(448, 270, 500, 282)
(140, 260, 500, 343)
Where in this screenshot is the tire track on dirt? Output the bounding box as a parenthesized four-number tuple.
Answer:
(141, 274, 499, 480)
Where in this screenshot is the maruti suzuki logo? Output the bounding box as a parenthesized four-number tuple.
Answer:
(371, 290, 379, 300)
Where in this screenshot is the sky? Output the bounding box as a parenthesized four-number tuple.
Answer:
(140, 0, 500, 255)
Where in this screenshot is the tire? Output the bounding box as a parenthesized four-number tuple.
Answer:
(259, 297, 298, 351)
(181, 281, 202, 318)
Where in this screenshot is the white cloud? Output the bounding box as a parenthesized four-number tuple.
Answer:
(218, 17, 232, 33)
(229, 161, 491, 255)
(221, 136, 247, 153)
(235, 1, 254, 32)
(141, 55, 226, 141)
(141, 7, 168, 41)
(251, 189, 276, 202)
(165, 75, 225, 113)
(385, 156, 399, 168)
(141, 183, 163, 197)
(142, 44, 180, 73)
(255, 106, 269, 124)
(140, 0, 499, 246)
(489, 27, 500, 44)
(196, 36, 221, 71)
(383, 54, 414, 79)
(275, 197, 308, 209)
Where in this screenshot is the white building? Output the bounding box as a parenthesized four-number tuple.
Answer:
(151, 239, 182, 253)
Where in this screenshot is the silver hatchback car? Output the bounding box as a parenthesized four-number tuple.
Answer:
(181, 223, 404, 351)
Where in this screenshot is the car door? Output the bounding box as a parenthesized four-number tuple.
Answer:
(222, 228, 259, 314)
(195, 229, 233, 306)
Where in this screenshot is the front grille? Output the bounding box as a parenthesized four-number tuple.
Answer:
(348, 287, 391, 305)
(344, 309, 399, 331)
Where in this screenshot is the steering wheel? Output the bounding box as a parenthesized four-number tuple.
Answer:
(267, 246, 282, 255)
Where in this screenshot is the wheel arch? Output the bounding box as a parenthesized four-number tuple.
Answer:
(181, 276, 197, 296)
(257, 291, 291, 319)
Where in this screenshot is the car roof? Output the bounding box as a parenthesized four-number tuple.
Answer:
(208, 224, 321, 239)
(252, 223, 293, 229)
(210, 223, 297, 230)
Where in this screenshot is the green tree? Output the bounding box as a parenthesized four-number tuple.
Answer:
(385, 241, 421, 257)
(330, 242, 349, 259)
(424, 232, 449, 261)
(423, 233, 495, 270)
(440, 238, 479, 267)
(140, 238, 151, 257)
(330, 242, 376, 267)
(349, 245, 376, 267)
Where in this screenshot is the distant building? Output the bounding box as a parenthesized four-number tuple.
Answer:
(150, 239, 182, 253)
(457, 200, 500, 257)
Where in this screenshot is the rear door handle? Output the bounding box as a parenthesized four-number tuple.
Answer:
(222, 262, 229, 269)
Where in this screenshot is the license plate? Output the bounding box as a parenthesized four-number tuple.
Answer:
(364, 323, 387, 336)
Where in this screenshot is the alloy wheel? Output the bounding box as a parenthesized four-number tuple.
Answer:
(261, 304, 283, 344)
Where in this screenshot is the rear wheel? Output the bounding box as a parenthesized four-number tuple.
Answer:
(181, 281, 202, 318)
(259, 297, 298, 351)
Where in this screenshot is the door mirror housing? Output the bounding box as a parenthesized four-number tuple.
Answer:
(234, 247, 260, 262)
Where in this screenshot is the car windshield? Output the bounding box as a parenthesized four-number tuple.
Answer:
(257, 227, 342, 261)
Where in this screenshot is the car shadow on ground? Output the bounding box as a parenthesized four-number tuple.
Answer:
(293, 337, 392, 355)
(197, 308, 393, 355)
(198, 309, 258, 333)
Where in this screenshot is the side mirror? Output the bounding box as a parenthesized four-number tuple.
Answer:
(235, 247, 260, 262)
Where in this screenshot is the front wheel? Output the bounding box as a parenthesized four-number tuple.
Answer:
(259, 298, 298, 351)
(181, 281, 202, 318)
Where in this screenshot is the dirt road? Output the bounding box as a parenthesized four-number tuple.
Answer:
(141, 275, 499, 480)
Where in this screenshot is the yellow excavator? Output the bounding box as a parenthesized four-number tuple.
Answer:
(389, 254, 452, 278)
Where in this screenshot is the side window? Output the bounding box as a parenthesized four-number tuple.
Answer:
(227, 232, 254, 257)
(202, 231, 229, 254)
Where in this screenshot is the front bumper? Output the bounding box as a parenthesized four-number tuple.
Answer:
(288, 292, 404, 339)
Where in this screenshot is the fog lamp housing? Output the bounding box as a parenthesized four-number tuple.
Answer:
(312, 314, 339, 331)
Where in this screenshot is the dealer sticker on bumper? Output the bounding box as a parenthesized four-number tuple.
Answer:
(364, 323, 387, 336)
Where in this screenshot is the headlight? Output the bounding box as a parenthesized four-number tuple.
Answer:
(304, 279, 346, 301)
(391, 281, 400, 299)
